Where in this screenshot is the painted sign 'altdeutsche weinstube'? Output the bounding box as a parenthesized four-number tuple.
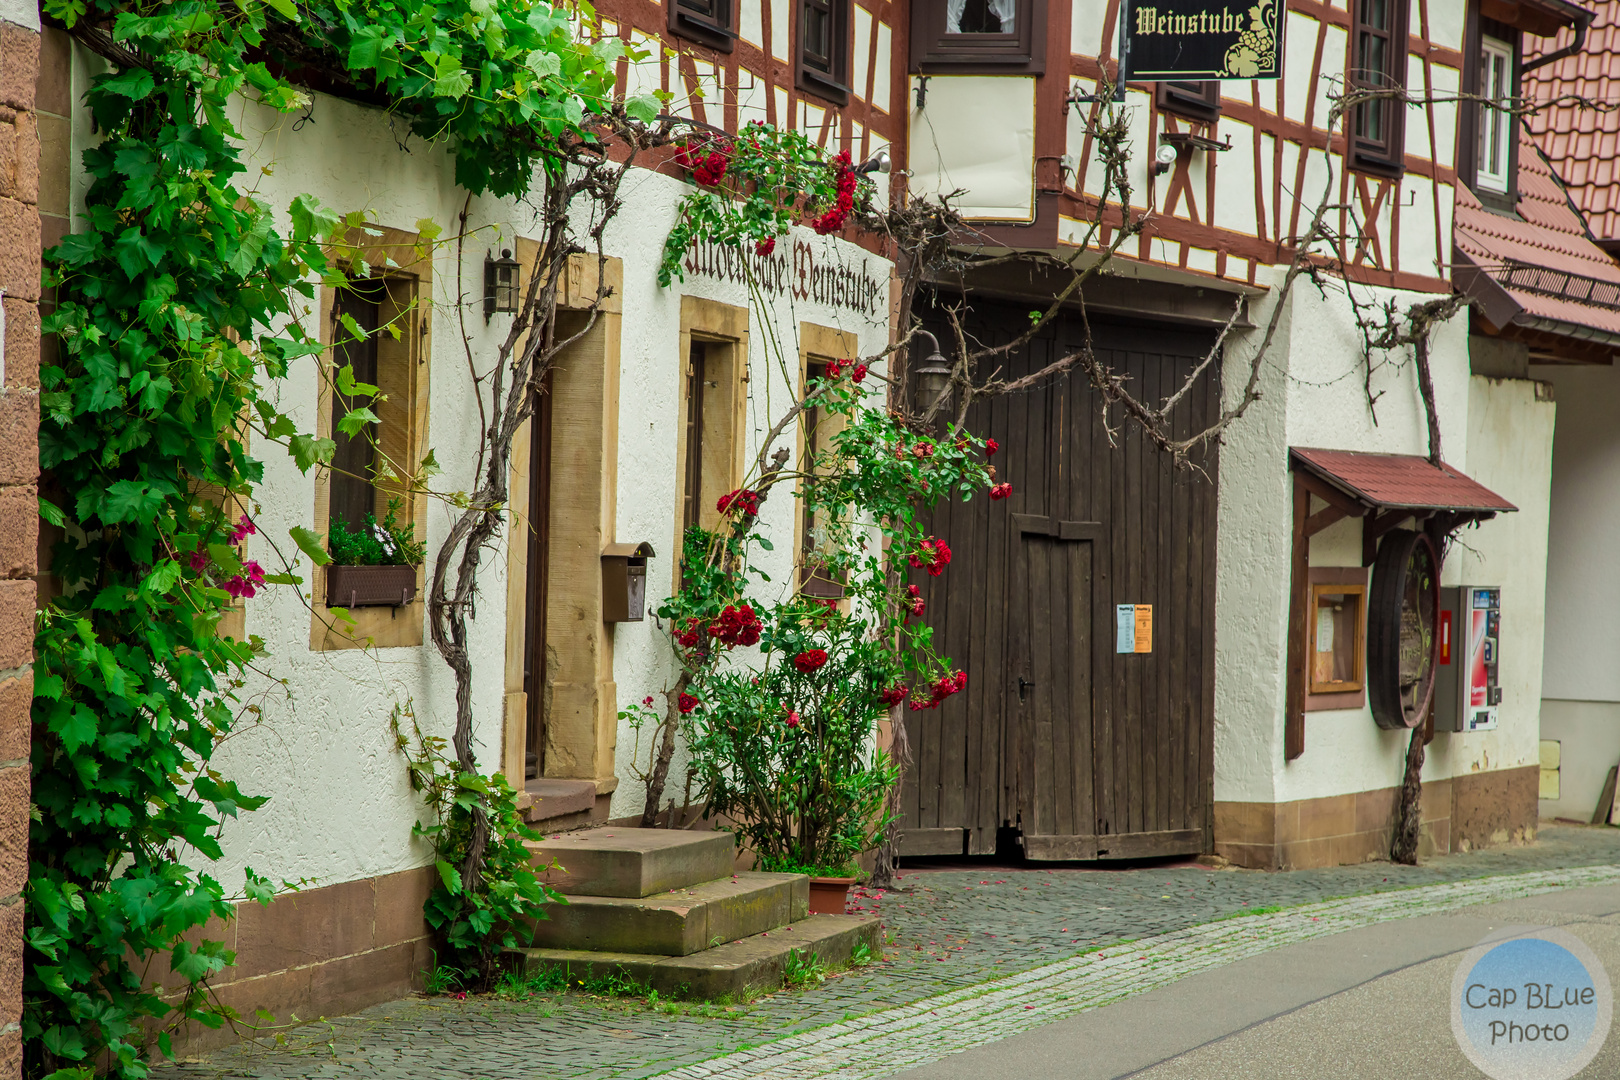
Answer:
(1119, 0, 1283, 80)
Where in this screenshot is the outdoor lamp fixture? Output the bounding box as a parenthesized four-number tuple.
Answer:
(856, 148, 892, 175)
(484, 248, 521, 321)
(911, 330, 953, 414)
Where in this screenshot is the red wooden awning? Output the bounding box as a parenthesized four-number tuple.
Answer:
(1289, 447, 1518, 515)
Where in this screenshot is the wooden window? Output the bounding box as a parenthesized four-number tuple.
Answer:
(681, 340, 711, 539)
(312, 260, 429, 652)
(669, 0, 736, 54)
(1348, 0, 1410, 177)
(798, 0, 852, 104)
(910, 0, 1043, 73)
(1475, 34, 1514, 194)
(330, 283, 383, 532)
(673, 297, 748, 589)
(1155, 81, 1221, 123)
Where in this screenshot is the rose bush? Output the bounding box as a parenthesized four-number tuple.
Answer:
(653, 359, 999, 875)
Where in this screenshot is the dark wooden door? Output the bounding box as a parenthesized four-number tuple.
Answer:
(523, 373, 553, 780)
(900, 299, 1219, 860)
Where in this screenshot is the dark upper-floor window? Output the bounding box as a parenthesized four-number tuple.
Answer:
(1156, 81, 1221, 122)
(799, 0, 852, 104)
(910, 0, 1042, 72)
(669, 0, 736, 54)
(1347, 0, 1410, 177)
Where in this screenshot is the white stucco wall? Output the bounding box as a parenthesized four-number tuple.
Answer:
(601, 172, 893, 821)
(141, 88, 899, 890)
(1208, 273, 1548, 807)
(1531, 363, 1620, 821)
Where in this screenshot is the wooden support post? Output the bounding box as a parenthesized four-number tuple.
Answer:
(1285, 475, 1310, 761)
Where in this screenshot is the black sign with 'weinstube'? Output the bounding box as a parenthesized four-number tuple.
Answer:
(1119, 0, 1284, 80)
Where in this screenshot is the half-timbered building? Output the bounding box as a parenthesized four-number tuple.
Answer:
(899, 0, 1587, 870)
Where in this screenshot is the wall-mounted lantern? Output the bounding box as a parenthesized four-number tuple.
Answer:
(602, 541, 656, 623)
(911, 330, 954, 415)
(484, 248, 521, 321)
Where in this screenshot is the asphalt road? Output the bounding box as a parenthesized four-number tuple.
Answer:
(889, 882, 1620, 1080)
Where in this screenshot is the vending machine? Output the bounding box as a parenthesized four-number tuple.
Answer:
(1436, 586, 1501, 732)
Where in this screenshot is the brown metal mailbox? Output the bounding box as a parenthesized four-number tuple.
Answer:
(602, 541, 655, 623)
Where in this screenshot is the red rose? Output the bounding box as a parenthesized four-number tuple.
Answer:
(785, 709, 801, 729)
(985, 438, 1000, 456)
(755, 236, 776, 256)
(643, 695, 655, 706)
(879, 685, 908, 706)
(794, 649, 829, 673)
(678, 692, 700, 714)
(694, 150, 728, 187)
(910, 596, 926, 616)
(717, 488, 761, 517)
(989, 483, 1012, 501)
(851, 363, 868, 383)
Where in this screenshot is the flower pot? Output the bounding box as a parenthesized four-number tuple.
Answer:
(806, 876, 858, 915)
(326, 563, 417, 608)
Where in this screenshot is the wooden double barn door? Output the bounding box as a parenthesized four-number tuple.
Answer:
(902, 300, 1219, 861)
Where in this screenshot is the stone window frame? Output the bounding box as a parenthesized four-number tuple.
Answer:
(670, 296, 750, 595)
(308, 226, 431, 652)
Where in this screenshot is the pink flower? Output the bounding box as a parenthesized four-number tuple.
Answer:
(643, 695, 655, 706)
(188, 550, 208, 573)
(230, 515, 258, 545)
(243, 559, 266, 584)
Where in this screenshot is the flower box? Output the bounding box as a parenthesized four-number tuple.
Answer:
(326, 563, 417, 609)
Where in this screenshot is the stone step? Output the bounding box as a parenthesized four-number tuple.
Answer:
(526, 871, 808, 956)
(513, 913, 881, 1000)
(528, 827, 735, 898)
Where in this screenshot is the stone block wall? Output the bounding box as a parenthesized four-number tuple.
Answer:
(0, 13, 40, 1079)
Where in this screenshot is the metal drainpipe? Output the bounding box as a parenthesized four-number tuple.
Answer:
(1522, 8, 1595, 74)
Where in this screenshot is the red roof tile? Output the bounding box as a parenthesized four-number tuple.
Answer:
(1452, 124, 1620, 337)
(1290, 448, 1518, 514)
(1526, 3, 1620, 242)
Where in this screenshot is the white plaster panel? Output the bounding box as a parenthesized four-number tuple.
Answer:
(872, 22, 893, 113)
(741, 0, 764, 50)
(738, 68, 768, 125)
(1185, 246, 1218, 275)
(1535, 364, 1620, 703)
(771, 0, 789, 62)
(853, 6, 873, 105)
(1282, 10, 1323, 129)
(909, 76, 1036, 221)
(0, 1, 37, 31)
(1071, 0, 1110, 54)
(1211, 117, 1259, 240)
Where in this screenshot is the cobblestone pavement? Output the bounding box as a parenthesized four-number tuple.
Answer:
(161, 825, 1620, 1080)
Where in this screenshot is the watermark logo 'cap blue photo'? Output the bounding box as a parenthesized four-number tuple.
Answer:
(1451, 927, 1613, 1080)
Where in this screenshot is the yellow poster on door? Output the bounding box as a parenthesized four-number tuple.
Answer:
(1134, 605, 1152, 653)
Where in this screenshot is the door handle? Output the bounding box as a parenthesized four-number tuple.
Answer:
(1018, 676, 1035, 701)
